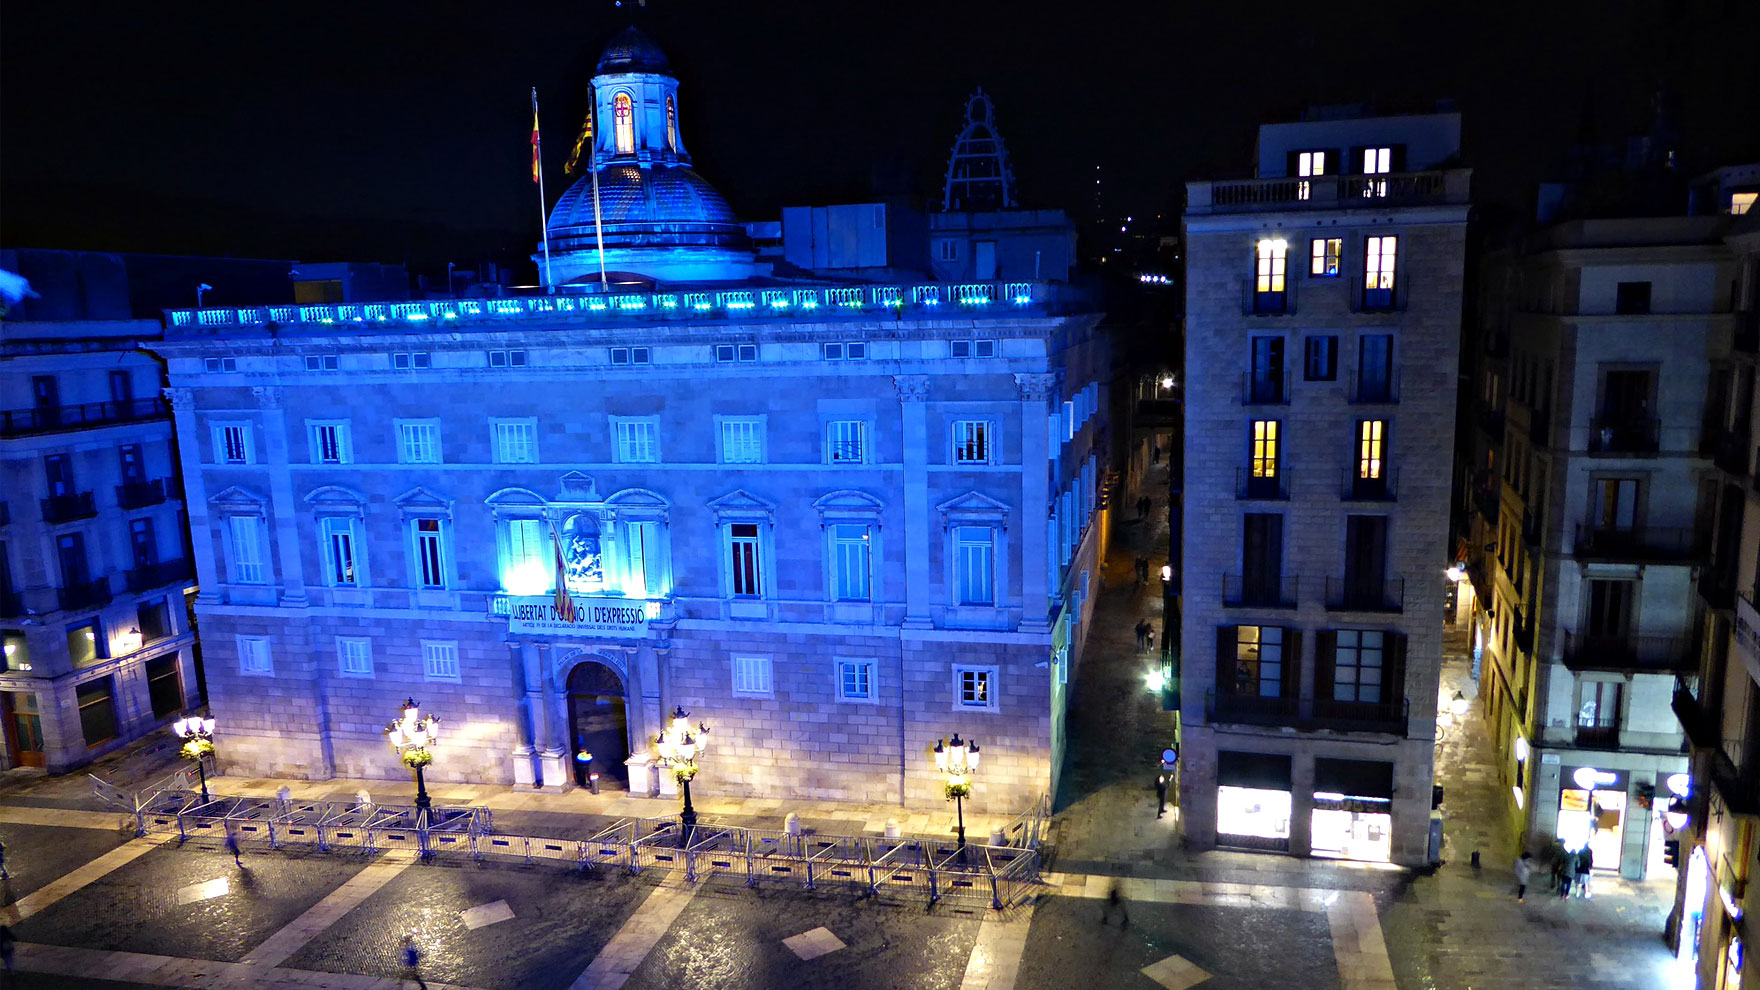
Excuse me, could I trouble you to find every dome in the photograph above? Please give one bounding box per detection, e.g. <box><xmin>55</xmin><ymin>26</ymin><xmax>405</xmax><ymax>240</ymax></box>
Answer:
<box><xmin>544</xmin><ymin>163</ymin><xmax>762</xmax><ymax>283</ymax></box>
<box><xmin>596</xmin><ymin>26</ymin><xmax>672</xmax><ymax>75</ymax></box>
<box><xmin>549</xmin><ymin>164</ymin><xmax>739</xmax><ymax>234</ymax></box>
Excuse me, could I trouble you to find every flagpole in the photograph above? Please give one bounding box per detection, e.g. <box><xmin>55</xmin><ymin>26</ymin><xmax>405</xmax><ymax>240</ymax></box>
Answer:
<box><xmin>532</xmin><ymin>87</ymin><xmax>554</xmax><ymax>293</ymax></box>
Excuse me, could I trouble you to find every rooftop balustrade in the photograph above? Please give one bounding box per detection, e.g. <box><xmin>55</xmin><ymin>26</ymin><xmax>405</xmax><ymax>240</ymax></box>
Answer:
<box><xmin>1186</xmin><ymin>170</ymin><xmax>1470</xmax><ymax>215</ymax></box>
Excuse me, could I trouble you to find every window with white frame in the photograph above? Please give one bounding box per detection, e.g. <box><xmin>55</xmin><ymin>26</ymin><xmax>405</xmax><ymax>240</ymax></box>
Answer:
<box><xmin>423</xmin><ymin>641</ymin><xmax>461</xmax><ymax>681</ymax></box>
<box><xmin>337</xmin><ymin>637</ymin><xmax>373</xmax><ymax>677</ymax></box>
<box><xmin>1365</xmin><ymin>235</ymin><xmax>1398</xmax><ymax>291</ymax></box>
<box><xmin>827</xmin><ymin>420</ymin><xmax>866</xmax><ymax>464</ymax></box>
<box><xmin>836</xmin><ymin>658</ymin><xmax>876</xmax><ymax>701</ymax></box>
<box><xmin>215</xmin><ymin>423</ymin><xmax>254</xmax><ymax>464</ymax></box>
<box><xmin>953</xmin><ymin>525</ymin><xmax>995</xmax><ymax>605</ymax></box>
<box><xmin>320</xmin><ymin>516</ymin><xmax>359</xmax><ymax>586</ymax></box>
<box><xmin>719</xmin><ymin>417</ymin><xmax>765</xmax><ymax>464</ymax></box>
<box><xmin>728</xmin><ymin>523</ymin><xmax>762</xmax><ymax>597</ymax></box>
<box><xmin>622</xmin><ymin>519</ymin><xmax>662</xmax><ymax>597</ymax></box>
<box><xmin>614</xmin><ymin>418</ymin><xmax>659</xmax><ymax>463</ymax></box>
<box><xmin>955</xmin><ymin>664</ymin><xmax>998</xmax><ymax>711</ymax></box>
<box><xmin>1332</xmin><ymin>629</ymin><xmax>1384</xmax><ymax>703</ymax></box>
<box><xmin>829</xmin><ymin>523</ymin><xmax>872</xmax><ymax>602</ymax></box>
<box><xmin>396</xmin><ymin>420</ymin><xmax>441</xmax><ymax>464</ymax></box>
<box><xmin>952</xmin><ymin>420</ymin><xmax>992</xmax><ymax>464</ymax></box>
<box><xmin>504</xmin><ymin>517</ymin><xmax>545</xmax><ymax>592</ymax></box>
<box><xmin>227</xmin><ymin>515</ymin><xmax>267</xmax><ymax>584</ymax></box>
<box><xmin>308</xmin><ymin>421</ymin><xmax>351</xmax><ymax>464</ymax></box>
<box><xmin>731</xmin><ymin>654</ymin><xmax>773</xmax><ymax>696</ymax></box>
<box><xmin>413</xmin><ymin>518</ymin><xmax>447</xmax><ymax>589</ymax></box>
<box><xmin>493</xmin><ymin>419</ymin><xmax>538</xmax><ymax>464</ymax></box>
<box><xmin>237</xmin><ymin>635</ymin><xmax>273</xmax><ymax>676</ymax></box>
<box><xmin>305</xmin><ymin>354</ymin><xmax>340</xmax><ymax>371</ymax></box>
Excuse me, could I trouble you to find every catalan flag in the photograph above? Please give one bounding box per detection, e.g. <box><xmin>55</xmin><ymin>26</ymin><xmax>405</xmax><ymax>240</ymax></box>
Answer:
<box><xmin>549</xmin><ymin>524</ymin><xmax>577</xmax><ymax>622</ymax></box>
<box><xmin>565</xmin><ymin>88</ymin><xmax>593</xmax><ymax>175</ymax></box>
<box><xmin>530</xmin><ymin>88</ymin><xmax>542</xmax><ymax>184</ymax></box>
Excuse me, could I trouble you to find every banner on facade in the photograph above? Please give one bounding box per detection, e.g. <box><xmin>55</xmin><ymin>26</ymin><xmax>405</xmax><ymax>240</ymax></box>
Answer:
<box><xmin>504</xmin><ymin>595</ymin><xmax>648</xmax><ymax>637</ymax></box>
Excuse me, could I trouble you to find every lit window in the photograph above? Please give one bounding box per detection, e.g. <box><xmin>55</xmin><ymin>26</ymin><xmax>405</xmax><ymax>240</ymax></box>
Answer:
<box><xmin>215</xmin><ymin>423</ymin><xmax>253</xmax><ymax>464</ymax></box>
<box><xmin>1234</xmin><ymin>625</ymin><xmax>1283</xmax><ymax>697</ymax></box>
<box><xmin>954</xmin><ymin>525</ymin><xmax>995</xmax><ymax>606</ymax></box>
<box><xmin>1297</xmin><ymin>150</ymin><xmax>1327</xmax><ymax>200</ymax></box>
<box><xmin>1251</xmin><ymin>420</ymin><xmax>1279</xmax><ymax>478</ymax></box>
<box><xmin>414</xmin><ymin>518</ymin><xmax>446</xmax><ymax>589</ymax></box>
<box><xmin>337</xmin><ymin>637</ymin><xmax>373</xmax><ymax>677</ymax></box>
<box><xmin>614</xmin><ymin>418</ymin><xmax>659</xmax><ymax>463</ymax></box>
<box><xmin>732</xmin><ymin>655</ymin><xmax>773</xmax><ymax>696</ymax></box>
<box><xmin>1361</xmin><ymin>146</ymin><xmax>1392</xmax><ymax>197</ymax></box>
<box><xmin>1310</xmin><ymin>237</ymin><xmax>1342</xmax><ymax>277</ymax></box>
<box><xmin>836</xmin><ymin>659</ymin><xmax>876</xmax><ymax>701</ymax></box>
<box><xmin>827</xmin><ymin>420</ymin><xmax>866</xmax><ymax>464</ymax></box>
<box><xmin>952</xmin><ymin>420</ymin><xmax>991</xmax><ymax>464</ymax></box>
<box><xmin>397</xmin><ymin>421</ymin><xmax>441</xmax><ymax>464</ymax></box>
<box><xmin>309</xmin><ymin>421</ymin><xmax>351</xmax><ymax>464</ymax></box>
<box><xmin>955</xmin><ymin>665</ymin><xmax>998</xmax><ymax>710</ymax></box>
<box><xmin>504</xmin><ymin>518</ymin><xmax>546</xmax><ymax>592</ymax></box>
<box><xmin>227</xmin><ymin>515</ymin><xmax>266</xmax><ymax>584</ymax></box>
<box><xmin>666</xmin><ymin>96</ymin><xmax>677</xmax><ymax>152</ymax></box>
<box><xmin>237</xmin><ymin>635</ymin><xmax>273</xmax><ymax>676</ymax></box>
<box><xmin>719</xmin><ymin>418</ymin><xmax>764</xmax><ymax>464</ymax></box>
<box><xmin>1733</xmin><ymin>191</ymin><xmax>1757</xmax><ymax>216</ymax></box>
<box><xmin>1358</xmin><ymin>420</ymin><xmax>1386</xmax><ymax>480</ymax></box>
<box><xmin>1254</xmin><ymin>239</ymin><xmax>1288</xmax><ymax>295</ymax></box>
<box><xmin>1333</xmin><ymin>630</ymin><xmax>1384</xmax><ymax>703</ymax></box>
<box><xmin>728</xmin><ymin>522</ymin><xmax>762</xmax><ymax>597</ymax></box>
<box><xmin>1365</xmin><ymin>236</ymin><xmax>1398</xmax><ymax>291</ymax></box>
<box><xmin>321</xmin><ymin>516</ymin><xmax>358</xmax><ymax>587</ymax></box>
<box><xmin>423</xmin><ymin>641</ymin><xmax>460</xmax><ymax>681</ymax></box>
<box><xmin>493</xmin><ymin>419</ymin><xmax>538</xmax><ymax>464</ymax></box>
<box><xmin>830</xmin><ymin>523</ymin><xmax>872</xmax><ymax>602</ymax></box>
<box><xmin>614</xmin><ymin>92</ymin><xmax>634</xmax><ymax>154</ymax></box>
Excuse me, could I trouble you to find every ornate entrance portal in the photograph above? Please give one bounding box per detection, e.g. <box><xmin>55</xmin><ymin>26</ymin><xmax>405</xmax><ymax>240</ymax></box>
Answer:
<box><xmin>567</xmin><ymin>660</ymin><xmax>630</xmax><ymax>788</ymax></box>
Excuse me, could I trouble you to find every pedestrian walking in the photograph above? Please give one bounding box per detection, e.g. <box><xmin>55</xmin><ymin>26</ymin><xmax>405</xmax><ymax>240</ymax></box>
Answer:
<box><xmin>224</xmin><ymin>829</ymin><xmax>242</xmax><ymax>867</ymax></box>
<box><xmin>1145</xmin><ymin>629</ymin><xmax>1155</xmax><ymax>652</ymax></box>
<box><xmin>1139</xmin><ymin>495</ymin><xmax>1152</xmax><ymax>520</ymax></box>
<box><xmin>1152</xmin><ymin>445</ymin><xmax>1162</xmax><ymax>465</ymax></box>
<box><xmin>1135</xmin><ymin>556</ymin><xmax>1150</xmax><ymax>585</ymax></box>
<box><xmin>1134</xmin><ymin>620</ymin><xmax>1151</xmax><ymax>651</ymax></box>
<box><xmin>1555</xmin><ymin>848</ymin><xmax>1576</xmax><ymax>899</ymax></box>
<box><xmin>1154</xmin><ymin>774</ymin><xmax>1168</xmax><ymax>819</ymax></box>
<box><xmin>1099</xmin><ymin>877</ymin><xmax>1130</xmax><ymax>926</ymax></box>
<box><xmin>1575</xmin><ymin>844</ymin><xmax>1594</xmax><ymax>898</ymax></box>
<box><xmin>0</xmin><ymin>839</ymin><xmax>8</xmax><ymax>880</ymax></box>
<box><xmin>0</xmin><ymin>923</ymin><xmax>14</xmax><ymax>975</ymax></box>
<box><xmin>1513</xmin><ymin>852</ymin><xmax>1534</xmax><ymax>902</ymax></box>
<box><xmin>400</xmin><ymin>934</ymin><xmax>428</xmax><ymax>990</ymax></box>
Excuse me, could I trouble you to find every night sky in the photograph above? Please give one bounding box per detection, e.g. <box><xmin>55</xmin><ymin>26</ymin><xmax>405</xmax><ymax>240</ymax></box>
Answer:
<box><xmin>3</xmin><ymin>0</ymin><xmax>1755</xmax><ymax>275</ymax></box>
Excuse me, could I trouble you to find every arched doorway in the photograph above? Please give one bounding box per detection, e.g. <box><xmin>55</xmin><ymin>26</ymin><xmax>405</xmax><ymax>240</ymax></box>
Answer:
<box><xmin>567</xmin><ymin>660</ymin><xmax>630</xmax><ymax>789</ymax></box>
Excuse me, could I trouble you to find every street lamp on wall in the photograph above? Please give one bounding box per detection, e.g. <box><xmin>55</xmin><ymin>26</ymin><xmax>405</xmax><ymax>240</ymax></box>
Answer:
<box><xmin>171</xmin><ymin>715</ymin><xmax>215</xmax><ymax>803</ymax></box>
<box><xmin>934</xmin><ymin>733</ymin><xmax>981</xmax><ymax>850</ymax></box>
<box><xmin>655</xmin><ymin>706</ymin><xmax>710</xmax><ymax>839</ymax></box>
<box><xmin>385</xmin><ymin>698</ymin><xmax>440</xmax><ymax>827</ymax></box>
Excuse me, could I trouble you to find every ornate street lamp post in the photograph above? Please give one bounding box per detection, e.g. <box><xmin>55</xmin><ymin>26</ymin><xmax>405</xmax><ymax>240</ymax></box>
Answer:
<box><xmin>933</xmin><ymin>733</ymin><xmax>981</xmax><ymax>849</ymax></box>
<box><xmin>172</xmin><ymin>715</ymin><xmax>216</xmax><ymax>803</ymax></box>
<box><xmin>655</xmin><ymin>706</ymin><xmax>710</xmax><ymax>839</ymax></box>
<box><xmin>385</xmin><ymin>698</ymin><xmax>440</xmax><ymax>827</ymax></box>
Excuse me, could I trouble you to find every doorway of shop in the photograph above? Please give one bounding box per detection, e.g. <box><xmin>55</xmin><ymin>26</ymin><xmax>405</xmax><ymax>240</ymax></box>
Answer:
<box><xmin>567</xmin><ymin>660</ymin><xmax>629</xmax><ymax>790</ymax></box>
<box><xmin>3</xmin><ymin>691</ymin><xmax>45</xmax><ymax>768</ymax></box>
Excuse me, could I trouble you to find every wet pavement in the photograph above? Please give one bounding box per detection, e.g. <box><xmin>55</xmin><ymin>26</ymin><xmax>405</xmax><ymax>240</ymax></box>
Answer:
<box><xmin>0</xmin><ymin>821</ymin><xmax>129</xmax><ymax>902</ymax></box>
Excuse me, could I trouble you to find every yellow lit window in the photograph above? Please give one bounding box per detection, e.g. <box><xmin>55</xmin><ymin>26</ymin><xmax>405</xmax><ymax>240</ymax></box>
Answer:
<box><xmin>1362</xmin><ymin>147</ymin><xmax>1392</xmax><ymax>197</ymax></box>
<box><xmin>1311</xmin><ymin>237</ymin><xmax>1342</xmax><ymax>277</ymax></box>
<box><xmin>666</xmin><ymin>96</ymin><xmax>677</xmax><ymax>152</ymax></box>
<box><xmin>1365</xmin><ymin>236</ymin><xmax>1398</xmax><ymax>290</ymax></box>
<box><xmin>1358</xmin><ymin>420</ymin><xmax>1385</xmax><ymax>479</ymax></box>
<box><xmin>1733</xmin><ymin>191</ymin><xmax>1756</xmax><ymax>216</ymax></box>
<box><xmin>614</xmin><ymin>93</ymin><xmax>634</xmax><ymax>154</ymax></box>
<box><xmin>1297</xmin><ymin>151</ymin><xmax>1326</xmax><ymax>201</ymax></box>
<box><xmin>1255</xmin><ymin>239</ymin><xmax>1288</xmax><ymax>294</ymax></box>
<box><xmin>1252</xmin><ymin>420</ymin><xmax>1279</xmax><ymax>478</ymax></box>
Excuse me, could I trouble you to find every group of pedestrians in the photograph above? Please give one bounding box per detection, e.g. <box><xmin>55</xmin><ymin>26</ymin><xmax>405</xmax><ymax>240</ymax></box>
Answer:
<box><xmin>1513</xmin><ymin>845</ymin><xmax>1595</xmax><ymax>903</ymax></box>
<box><xmin>1133</xmin><ymin>619</ymin><xmax>1157</xmax><ymax>652</ymax></box>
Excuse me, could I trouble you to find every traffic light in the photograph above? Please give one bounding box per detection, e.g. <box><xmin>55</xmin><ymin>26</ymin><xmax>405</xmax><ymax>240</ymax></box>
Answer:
<box><xmin>1664</xmin><ymin>839</ymin><xmax>1681</xmax><ymax>869</ymax></box>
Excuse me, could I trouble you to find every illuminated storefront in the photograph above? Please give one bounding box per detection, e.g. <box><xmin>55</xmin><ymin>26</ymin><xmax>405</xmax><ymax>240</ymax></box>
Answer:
<box><xmin>1216</xmin><ymin>751</ymin><xmax>1292</xmax><ymax>852</ymax></box>
<box><xmin>1558</xmin><ymin>765</ymin><xmax>1628</xmax><ymax>871</ymax></box>
<box><xmin>1311</xmin><ymin>758</ymin><xmax>1394</xmax><ymax>863</ymax></box>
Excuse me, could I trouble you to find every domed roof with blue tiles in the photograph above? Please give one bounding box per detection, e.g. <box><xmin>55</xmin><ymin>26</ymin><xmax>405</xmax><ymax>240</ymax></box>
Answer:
<box><xmin>596</xmin><ymin>26</ymin><xmax>672</xmax><ymax>75</ymax></box>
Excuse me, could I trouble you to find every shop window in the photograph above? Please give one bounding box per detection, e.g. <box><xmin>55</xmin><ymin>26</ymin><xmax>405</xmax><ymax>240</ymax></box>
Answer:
<box><xmin>67</xmin><ymin>619</ymin><xmax>104</xmax><ymax>668</ymax></box>
<box><xmin>1311</xmin><ymin>758</ymin><xmax>1394</xmax><ymax>862</ymax></box>
<box><xmin>77</xmin><ymin>677</ymin><xmax>119</xmax><ymax>747</ymax></box>
<box><xmin>1215</xmin><ymin>750</ymin><xmax>1293</xmax><ymax>851</ymax></box>
<box><xmin>145</xmin><ymin>655</ymin><xmax>183</xmax><ymax>719</ymax></box>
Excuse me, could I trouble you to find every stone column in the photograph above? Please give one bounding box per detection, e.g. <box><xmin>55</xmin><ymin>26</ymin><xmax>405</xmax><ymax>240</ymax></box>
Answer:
<box><xmin>1288</xmin><ymin>752</ymin><xmax>1315</xmax><ymax>858</ymax></box>
<box><xmin>252</xmin><ymin>386</ymin><xmax>308</xmax><ymax>607</ymax></box>
<box><xmin>1015</xmin><ymin>373</ymin><xmax>1058</xmax><ymax>632</ymax></box>
<box><xmin>510</xmin><ymin>640</ymin><xmax>537</xmax><ymax>787</ymax></box>
<box><xmin>163</xmin><ymin>387</ymin><xmax>221</xmax><ymax>605</ymax></box>
<box><xmin>895</xmin><ymin>375</ymin><xmax>932</xmax><ymax>627</ymax></box>
<box><xmin>534</xmin><ymin>643</ymin><xmax>568</xmax><ymax>788</ymax></box>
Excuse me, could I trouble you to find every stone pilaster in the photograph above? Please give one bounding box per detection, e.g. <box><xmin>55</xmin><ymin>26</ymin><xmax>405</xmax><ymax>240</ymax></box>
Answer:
<box><xmin>1016</xmin><ymin>372</ymin><xmax>1059</xmax><ymax>631</ymax></box>
<box><xmin>896</xmin><ymin>375</ymin><xmax>932</xmax><ymax>627</ymax></box>
<box><xmin>253</xmin><ymin>385</ymin><xmax>308</xmax><ymax>607</ymax></box>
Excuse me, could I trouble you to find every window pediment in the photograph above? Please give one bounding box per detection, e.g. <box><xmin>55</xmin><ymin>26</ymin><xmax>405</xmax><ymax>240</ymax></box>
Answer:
<box><xmin>556</xmin><ymin>471</ymin><xmax>600</xmax><ymax>503</ymax></box>
<box><xmin>605</xmin><ymin>487</ymin><xmax>671</xmax><ymax>521</ymax></box>
<box><xmin>937</xmin><ymin>490</ymin><xmax>1010</xmax><ymax>527</ymax></box>
<box><xmin>812</xmin><ymin>489</ymin><xmax>885</xmax><ymax>525</ymax></box>
<box><xmin>708</xmin><ymin>488</ymin><xmax>775</xmax><ymax>522</ymax></box>
<box><xmin>210</xmin><ymin>485</ymin><xmax>268</xmax><ymax>514</ymax></box>
<box><xmin>485</xmin><ymin>486</ymin><xmax>549</xmax><ymax>510</ymax></box>
<box><xmin>393</xmin><ymin>485</ymin><xmax>453</xmax><ymax>517</ymax></box>
<box><xmin>305</xmin><ymin>485</ymin><xmax>367</xmax><ymax>517</ymax></box>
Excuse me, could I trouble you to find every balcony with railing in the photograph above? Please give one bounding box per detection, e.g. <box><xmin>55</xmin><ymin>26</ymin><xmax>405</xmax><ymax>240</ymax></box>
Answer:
<box><xmin>1204</xmin><ymin>689</ymin><xmax>1407</xmax><ymax>735</ymax></box>
<box><xmin>1236</xmin><ymin>467</ymin><xmax>1288</xmax><ymax>501</ymax></box>
<box><xmin>1186</xmin><ymin>170</ymin><xmax>1470</xmax><ymax>215</ymax></box>
<box><xmin>1588</xmin><ymin>416</ymin><xmax>1660</xmax><ymax>454</ymax></box>
<box><xmin>1347</xmin><ymin>370</ymin><xmax>1400</xmax><ymax>404</ymax></box>
<box><xmin>125</xmin><ymin>558</ymin><xmax>194</xmax><ymax>593</ymax></box>
<box><xmin>1222</xmin><ymin>574</ymin><xmax>1299</xmax><ymax>609</ymax></box>
<box><xmin>1324</xmin><ymin>577</ymin><xmax>1405</xmax><ymax>613</ymax></box>
<box><xmin>116</xmin><ymin>479</ymin><xmax>169</xmax><ymax>510</ymax></box>
<box><xmin>1674</xmin><ymin>676</ymin><xmax>1719</xmax><ymax>749</ymax></box>
<box><xmin>41</xmin><ymin>492</ymin><xmax>97</xmax><ymax>525</ymax></box>
<box><xmin>1574</xmin><ymin>719</ymin><xmax>1621</xmax><ymax>749</ymax></box>
<box><xmin>0</xmin><ymin>397</ymin><xmax>168</xmax><ymax>439</ymax></box>
<box><xmin>1349</xmin><ymin>275</ymin><xmax>1409</xmax><ymax>314</ymax></box>
<box><xmin>1240</xmin><ymin>279</ymin><xmax>1295</xmax><ymax>316</ymax></box>
<box><xmin>1309</xmin><ymin>696</ymin><xmax>1409</xmax><ymax>734</ymax></box>
<box><xmin>1572</xmin><ymin>524</ymin><xmax>1705</xmax><ymax>563</ymax></box>
<box><xmin>1340</xmin><ymin>469</ymin><xmax>1398</xmax><ymax>502</ymax></box>
<box><xmin>1239</xmin><ymin>370</ymin><xmax>1292</xmax><ymax>405</ymax></box>
<box><xmin>1561</xmin><ymin>631</ymin><xmax>1695</xmax><ymax>673</ymax></box>
<box><xmin>57</xmin><ymin>578</ymin><xmax>113</xmax><ymax>613</ymax></box>
<box><xmin>1205</xmin><ymin>690</ymin><xmax>1298</xmax><ymax>727</ymax></box>
<box><xmin>1710</xmin><ymin>747</ymin><xmax>1760</xmax><ymax>816</ymax></box>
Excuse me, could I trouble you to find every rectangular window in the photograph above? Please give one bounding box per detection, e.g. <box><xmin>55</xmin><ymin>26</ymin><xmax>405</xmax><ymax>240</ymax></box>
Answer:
<box><xmin>1296</xmin><ymin>150</ymin><xmax>1328</xmax><ymax>200</ymax></box>
<box><xmin>1365</xmin><ymin>235</ymin><xmax>1398</xmax><ymax>290</ymax></box>
<box><xmin>309</xmin><ymin>421</ymin><xmax>351</xmax><ymax>464</ymax></box>
<box><xmin>216</xmin><ymin>424</ymin><xmax>253</xmax><ymax>464</ymax></box>
<box><xmin>1251</xmin><ymin>420</ymin><xmax>1279</xmax><ymax>478</ymax></box>
<box><xmin>493</xmin><ymin>419</ymin><xmax>538</xmax><ymax>464</ymax></box>
<box><xmin>392</xmin><ymin>352</ymin><xmax>432</xmax><ymax>370</ymax></box>
<box><xmin>130</xmin><ymin>518</ymin><xmax>156</xmax><ymax>570</ymax></box>
<box><xmin>1304</xmin><ymin>335</ymin><xmax>1338</xmax><ymax>381</ymax></box>
<box><xmin>119</xmin><ymin>443</ymin><xmax>146</xmax><ymax>485</ymax></box>
<box><xmin>487</xmin><ymin>349</ymin><xmax>528</xmax><ymax>368</ymax></box>
<box><xmin>396</xmin><ymin>421</ymin><xmax>441</xmax><ymax>464</ymax></box>
<box><xmin>830</xmin><ymin>523</ymin><xmax>872</xmax><ymax>602</ymax></box>
<box><xmin>337</xmin><ymin>637</ymin><xmax>373</xmax><ymax>677</ymax></box>
<box><xmin>719</xmin><ymin>418</ymin><xmax>764</xmax><ymax>464</ymax></box>
<box><xmin>731</xmin><ymin>655</ymin><xmax>773</xmax><ymax>696</ymax></box>
<box><xmin>237</xmin><ymin>635</ymin><xmax>273</xmax><ymax>675</ymax></box>
<box><xmin>1233</xmin><ymin>625</ymin><xmax>1284</xmax><ymax>697</ymax></box>
<box><xmin>67</xmin><ymin>619</ymin><xmax>102</xmax><ymax>668</ymax></box>
<box><xmin>955</xmin><ymin>665</ymin><xmax>998</xmax><ymax>711</ymax></box>
<box><xmin>1357</xmin><ymin>420</ymin><xmax>1386</xmax><ymax>480</ymax></box>
<box><xmin>607</xmin><ymin>346</ymin><xmax>650</xmax><ymax>365</ymax></box>
<box><xmin>304</xmin><ymin>354</ymin><xmax>340</xmax><ymax>372</ymax></box>
<box><xmin>615</xmin><ymin>418</ymin><xmax>659</xmax><ymax>463</ymax></box>
<box><xmin>624</xmin><ymin>520</ymin><xmax>660</xmax><ymax>598</ymax></box>
<box><xmin>228</xmin><ymin>515</ymin><xmax>266</xmax><ymax>584</ymax></box>
<box><xmin>137</xmin><ymin>597</ymin><xmax>171</xmax><ymax>642</ymax></box>
<box><xmin>954</xmin><ymin>525</ymin><xmax>995</xmax><ymax>606</ymax></box>
<box><xmin>1254</xmin><ymin>238</ymin><xmax>1288</xmax><ymax>295</ymax></box>
<box><xmin>1357</xmin><ymin>334</ymin><xmax>1394</xmax><ymax>399</ymax></box>
<box><xmin>414</xmin><ymin>518</ymin><xmax>446</xmax><ymax>589</ymax></box>
<box><xmin>714</xmin><ymin>343</ymin><xmax>759</xmax><ymax>363</ymax></box>
<box><xmin>952</xmin><ymin>420</ymin><xmax>991</xmax><ymax>464</ymax></box>
<box><xmin>938</xmin><ymin>240</ymin><xmax>959</xmax><ymax>261</ymax></box>
<box><xmin>836</xmin><ymin>659</ymin><xmax>876</xmax><ymax>701</ymax></box>
<box><xmin>729</xmin><ymin>523</ymin><xmax>761</xmax><ymax>597</ymax></box>
<box><xmin>1615</xmin><ymin>281</ymin><xmax>1652</xmax><ymax>315</ymax></box>
<box><xmin>204</xmin><ymin>357</ymin><xmax>237</xmax><ymax>373</ymax></box>
<box><xmin>507</xmin><ymin>518</ymin><xmax>545</xmax><ymax>588</ymax></box>
<box><xmin>950</xmin><ymin>339</ymin><xmax>997</xmax><ymax>358</ymax></box>
<box><xmin>145</xmin><ymin>654</ymin><xmax>183</xmax><ymax>718</ymax></box>
<box><xmin>827</xmin><ymin>420</ymin><xmax>867</xmax><ymax>464</ymax></box>
<box><xmin>1591</xmin><ymin>478</ymin><xmax>1639</xmax><ymax>531</ymax></box>
<box><xmin>1310</xmin><ymin>237</ymin><xmax>1342</xmax><ymax>277</ymax></box>
<box><xmin>823</xmin><ymin>342</ymin><xmax>845</xmax><ymax>360</ymax></box>
<box><xmin>1333</xmin><ymin>630</ymin><xmax>1385</xmax><ymax>703</ymax></box>
<box><xmin>321</xmin><ymin>517</ymin><xmax>358</xmax><ymax>586</ymax></box>
<box><xmin>1361</xmin><ymin>146</ymin><xmax>1392</xmax><ymax>197</ymax></box>
<box><xmin>1249</xmin><ymin>336</ymin><xmax>1285</xmax><ymax>402</ymax></box>
<box><xmin>77</xmin><ymin>678</ymin><xmax>118</xmax><ymax>746</ymax></box>
<box><xmin>423</xmin><ymin>641</ymin><xmax>461</xmax><ymax>681</ymax></box>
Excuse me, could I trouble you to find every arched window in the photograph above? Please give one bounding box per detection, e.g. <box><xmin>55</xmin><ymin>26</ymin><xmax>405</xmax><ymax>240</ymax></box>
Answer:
<box><xmin>666</xmin><ymin>96</ymin><xmax>676</xmax><ymax>152</ymax></box>
<box><xmin>614</xmin><ymin>93</ymin><xmax>634</xmax><ymax>154</ymax></box>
